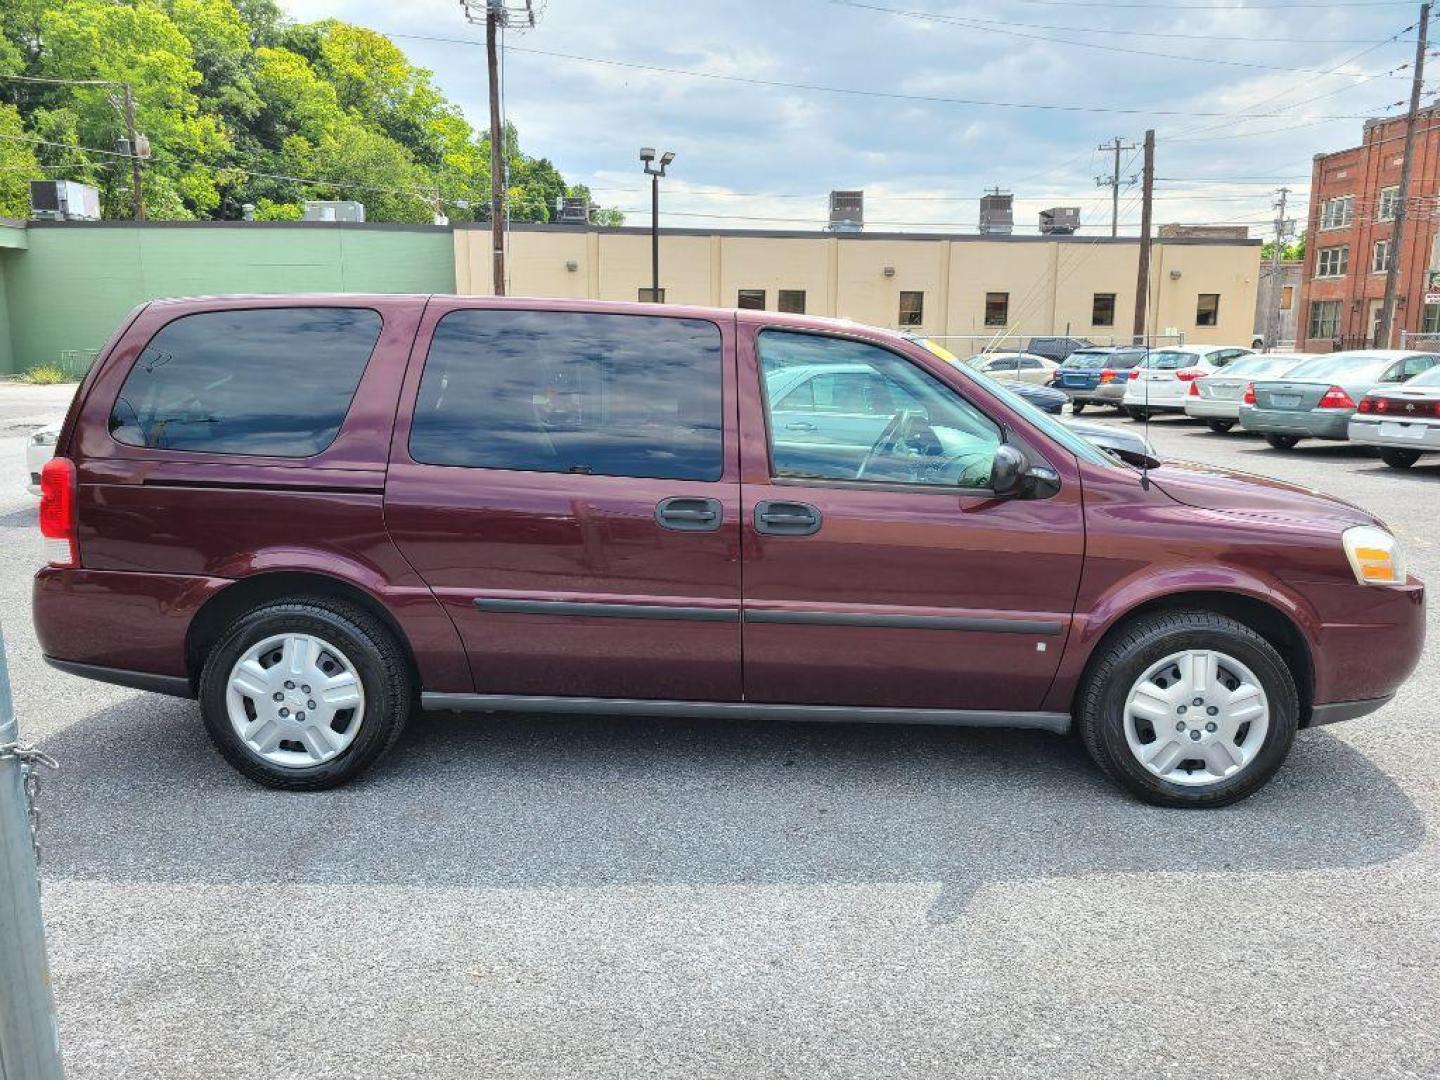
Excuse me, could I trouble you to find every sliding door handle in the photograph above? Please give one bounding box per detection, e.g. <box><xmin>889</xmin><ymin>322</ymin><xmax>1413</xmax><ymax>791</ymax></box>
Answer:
<box><xmin>656</xmin><ymin>496</ymin><xmax>723</xmax><ymax>532</ymax></box>
<box><xmin>754</xmin><ymin>500</ymin><xmax>822</xmax><ymax>536</ymax></box>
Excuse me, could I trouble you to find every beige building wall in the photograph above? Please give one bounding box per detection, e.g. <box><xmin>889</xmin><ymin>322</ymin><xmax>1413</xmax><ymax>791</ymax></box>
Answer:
<box><xmin>452</xmin><ymin>225</ymin><xmax>1260</xmax><ymax>346</ymax></box>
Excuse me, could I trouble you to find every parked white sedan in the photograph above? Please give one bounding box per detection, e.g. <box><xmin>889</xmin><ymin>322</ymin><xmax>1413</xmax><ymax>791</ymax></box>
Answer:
<box><xmin>25</xmin><ymin>423</ymin><xmax>59</xmax><ymax>495</ymax></box>
<box><xmin>961</xmin><ymin>351</ymin><xmax>1060</xmax><ymax>385</ymax></box>
<box><xmin>1349</xmin><ymin>364</ymin><xmax>1440</xmax><ymax>468</ymax></box>
<box><xmin>1185</xmin><ymin>352</ymin><xmax>1318</xmax><ymax>433</ymax></box>
<box><xmin>1123</xmin><ymin>345</ymin><xmax>1253</xmax><ymax>418</ymax></box>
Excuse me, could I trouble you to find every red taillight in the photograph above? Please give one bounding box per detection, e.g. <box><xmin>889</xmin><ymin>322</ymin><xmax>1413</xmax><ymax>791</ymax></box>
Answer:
<box><xmin>1358</xmin><ymin>396</ymin><xmax>1380</xmax><ymax>414</ymax></box>
<box><xmin>1128</xmin><ymin>369</ymin><xmax>1140</xmax><ymax>380</ymax></box>
<box><xmin>1188</xmin><ymin>378</ymin><xmax>1201</xmax><ymax>396</ymax></box>
<box><xmin>1098</xmin><ymin>368</ymin><xmax>1116</xmax><ymax>384</ymax></box>
<box><xmin>1318</xmin><ymin>385</ymin><xmax>1357</xmax><ymax>410</ymax></box>
<box><xmin>38</xmin><ymin>457</ymin><xmax>77</xmax><ymax>567</ymax></box>
<box><xmin>1242</xmin><ymin>383</ymin><xmax>1256</xmax><ymax>405</ymax></box>
<box><xmin>1175</xmin><ymin>369</ymin><xmax>1204</xmax><ymax>381</ymax></box>
<box><xmin>1362</xmin><ymin>396</ymin><xmax>1440</xmax><ymax>417</ymax></box>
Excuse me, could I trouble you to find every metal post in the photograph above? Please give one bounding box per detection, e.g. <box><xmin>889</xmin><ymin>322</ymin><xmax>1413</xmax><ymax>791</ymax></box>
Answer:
<box><xmin>1132</xmin><ymin>129</ymin><xmax>1156</xmax><ymax>344</ymax></box>
<box><xmin>0</xmin><ymin>628</ymin><xmax>63</xmax><ymax>1080</ymax></box>
<box><xmin>1096</xmin><ymin>137</ymin><xmax>1134</xmax><ymax>239</ymax></box>
<box><xmin>1379</xmin><ymin>2</ymin><xmax>1429</xmax><ymax>348</ymax></box>
<box><xmin>486</xmin><ymin>7</ymin><xmax>506</xmax><ymax>296</ymax></box>
<box><xmin>121</xmin><ymin>83</ymin><xmax>144</xmax><ymax>222</ymax></box>
<box><xmin>651</xmin><ymin>171</ymin><xmax>660</xmax><ymax>302</ymax></box>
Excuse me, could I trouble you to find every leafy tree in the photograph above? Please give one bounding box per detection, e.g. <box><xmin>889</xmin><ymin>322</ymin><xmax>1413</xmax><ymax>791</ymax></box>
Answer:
<box><xmin>1262</xmin><ymin>231</ymin><xmax>1305</xmax><ymax>261</ymax></box>
<box><xmin>0</xmin><ymin>101</ymin><xmax>41</xmax><ymax>215</ymax></box>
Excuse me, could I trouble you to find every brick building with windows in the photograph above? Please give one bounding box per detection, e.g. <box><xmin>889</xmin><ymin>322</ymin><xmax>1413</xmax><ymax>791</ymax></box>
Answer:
<box><xmin>1298</xmin><ymin>104</ymin><xmax>1440</xmax><ymax>351</ymax></box>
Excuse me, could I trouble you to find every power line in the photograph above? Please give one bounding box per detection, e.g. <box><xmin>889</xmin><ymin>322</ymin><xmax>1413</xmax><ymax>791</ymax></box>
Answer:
<box><xmin>1006</xmin><ymin>0</ymin><xmax>1411</xmax><ymax>8</ymax></box>
<box><xmin>821</xmin><ymin>0</ymin><xmax>1413</xmax><ymax>77</ymax></box>
<box><xmin>388</xmin><ymin>32</ymin><xmax>1384</xmax><ymax>119</ymax></box>
<box><xmin>816</xmin><ymin>1</ymin><xmax>1397</xmax><ymax>44</ymax></box>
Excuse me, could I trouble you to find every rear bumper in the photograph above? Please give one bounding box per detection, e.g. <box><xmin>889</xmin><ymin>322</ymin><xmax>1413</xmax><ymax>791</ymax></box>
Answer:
<box><xmin>1239</xmin><ymin>406</ymin><xmax>1353</xmax><ymax>439</ymax></box>
<box><xmin>1184</xmin><ymin>399</ymin><xmax>1242</xmax><ymax>420</ymax></box>
<box><xmin>1309</xmin><ymin>695</ymin><xmax>1393</xmax><ymax>726</ymax></box>
<box><xmin>44</xmin><ymin>657</ymin><xmax>193</xmax><ymax>698</ymax></box>
<box><xmin>1060</xmin><ymin>383</ymin><xmax>1126</xmax><ymax>405</ymax></box>
<box><xmin>1347</xmin><ymin>417</ymin><xmax>1440</xmax><ymax>451</ymax></box>
<box><xmin>1123</xmin><ymin>387</ymin><xmax>1186</xmax><ymax>411</ymax></box>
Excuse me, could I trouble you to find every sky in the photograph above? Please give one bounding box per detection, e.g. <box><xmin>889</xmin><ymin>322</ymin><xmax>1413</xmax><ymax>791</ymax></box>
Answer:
<box><xmin>275</xmin><ymin>0</ymin><xmax>1428</xmax><ymax>241</ymax></box>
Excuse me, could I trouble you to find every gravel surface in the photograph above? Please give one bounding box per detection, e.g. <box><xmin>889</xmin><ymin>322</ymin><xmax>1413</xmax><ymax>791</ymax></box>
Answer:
<box><xmin>1</xmin><ymin>382</ymin><xmax>1437</xmax><ymax>1079</ymax></box>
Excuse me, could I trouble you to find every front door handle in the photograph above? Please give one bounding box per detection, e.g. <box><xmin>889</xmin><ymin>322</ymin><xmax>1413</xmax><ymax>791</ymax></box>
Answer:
<box><xmin>655</xmin><ymin>496</ymin><xmax>723</xmax><ymax>532</ymax></box>
<box><xmin>785</xmin><ymin>421</ymin><xmax>817</xmax><ymax>432</ymax></box>
<box><xmin>754</xmin><ymin>500</ymin><xmax>822</xmax><ymax>536</ymax></box>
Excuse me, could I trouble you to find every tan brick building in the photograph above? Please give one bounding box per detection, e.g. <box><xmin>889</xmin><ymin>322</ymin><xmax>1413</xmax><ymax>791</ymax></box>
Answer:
<box><xmin>1298</xmin><ymin>105</ymin><xmax>1440</xmax><ymax>351</ymax></box>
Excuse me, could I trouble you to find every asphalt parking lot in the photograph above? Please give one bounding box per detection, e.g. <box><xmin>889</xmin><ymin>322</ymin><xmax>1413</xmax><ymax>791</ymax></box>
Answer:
<box><xmin>1</xmin><ymin>383</ymin><xmax>1437</xmax><ymax>1080</ymax></box>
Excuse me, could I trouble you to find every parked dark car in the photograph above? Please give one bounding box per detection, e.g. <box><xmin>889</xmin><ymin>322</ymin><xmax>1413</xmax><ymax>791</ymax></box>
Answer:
<box><xmin>35</xmin><ymin>297</ymin><xmax>1425</xmax><ymax>807</ymax></box>
<box><xmin>1025</xmin><ymin>336</ymin><xmax>1094</xmax><ymax>363</ymax></box>
<box><xmin>1009</xmin><ymin>381</ymin><xmax>1066</xmax><ymax>414</ymax></box>
<box><xmin>1052</xmin><ymin>346</ymin><xmax>1149</xmax><ymax>413</ymax></box>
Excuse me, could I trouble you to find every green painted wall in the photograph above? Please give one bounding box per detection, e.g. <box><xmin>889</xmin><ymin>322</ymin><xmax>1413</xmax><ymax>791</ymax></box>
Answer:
<box><xmin>0</xmin><ymin>222</ymin><xmax>456</xmax><ymax>375</ymax></box>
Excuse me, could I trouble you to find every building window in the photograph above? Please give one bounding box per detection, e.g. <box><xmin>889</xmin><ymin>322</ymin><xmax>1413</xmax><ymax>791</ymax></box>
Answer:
<box><xmin>1372</xmin><ymin>239</ymin><xmax>1393</xmax><ymax>274</ymax></box>
<box><xmin>1319</xmin><ymin>195</ymin><xmax>1354</xmax><ymax>230</ymax></box>
<box><xmin>638</xmin><ymin>287</ymin><xmax>666</xmax><ymax>303</ymax></box>
<box><xmin>1091</xmin><ymin>293</ymin><xmax>1116</xmax><ymax>326</ymax></box>
<box><xmin>777</xmin><ymin>289</ymin><xmax>806</xmax><ymax>314</ymax></box>
<box><xmin>983</xmin><ymin>291</ymin><xmax>1008</xmax><ymax>327</ymax></box>
<box><xmin>1424</xmin><ymin>303</ymin><xmax>1440</xmax><ymax>334</ymax></box>
<box><xmin>737</xmin><ymin>289</ymin><xmax>766</xmax><ymax>310</ymax></box>
<box><xmin>899</xmin><ymin>290</ymin><xmax>925</xmax><ymax>326</ymax></box>
<box><xmin>1308</xmin><ymin>299</ymin><xmax>1342</xmax><ymax>339</ymax></box>
<box><xmin>1316</xmin><ymin>245</ymin><xmax>1349</xmax><ymax>278</ymax></box>
<box><xmin>1377</xmin><ymin>186</ymin><xmax>1400</xmax><ymax>222</ymax></box>
<box><xmin>1280</xmin><ymin>285</ymin><xmax>1294</xmax><ymax>310</ymax></box>
<box><xmin>1196</xmin><ymin>293</ymin><xmax>1220</xmax><ymax>327</ymax></box>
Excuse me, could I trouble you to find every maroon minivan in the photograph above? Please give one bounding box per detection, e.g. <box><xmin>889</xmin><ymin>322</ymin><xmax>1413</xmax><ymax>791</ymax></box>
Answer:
<box><xmin>33</xmin><ymin>296</ymin><xmax>1425</xmax><ymax>806</ymax></box>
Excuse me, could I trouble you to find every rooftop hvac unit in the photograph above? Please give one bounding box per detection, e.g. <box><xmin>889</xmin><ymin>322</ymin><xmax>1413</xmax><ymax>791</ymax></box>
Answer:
<box><xmin>302</xmin><ymin>200</ymin><xmax>366</xmax><ymax>223</ymax></box>
<box><xmin>558</xmin><ymin>197</ymin><xmax>592</xmax><ymax>224</ymax></box>
<box><xmin>979</xmin><ymin>189</ymin><xmax>1013</xmax><ymax>235</ymax></box>
<box><xmin>1039</xmin><ymin>206</ymin><xmax>1081</xmax><ymax>235</ymax></box>
<box><xmin>29</xmin><ymin>180</ymin><xmax>101</xmax><ymax>221</ymax></box>
<box><xmin>827</xmin><ymin>189</ymin><xmax>863</xmax><ymax>232</ymax></box>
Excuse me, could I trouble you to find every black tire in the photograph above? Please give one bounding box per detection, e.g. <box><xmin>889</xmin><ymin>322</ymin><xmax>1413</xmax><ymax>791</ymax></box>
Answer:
<box><xmin>1264</xmin><ymin>433</ymin><xmax>1300</xmax><ymax>450</ymax></box>
<box><xmin>1125</xmin><ymin>406</ymin><xmax>1146</xmax><ymax>421</ymax></box>
<box><xmin>197</xmin><ymin>598</ymin><xmax>413</xmax><ymax>790</ymax></box>
<box><xmin>1205</xmin><ymin>419</ymin><xmax>1236</xmax><ymax>434</ymax></box>
<box><xmin>1076</xmin><ymin>609</ymin><xmax>1298</xmax><ymax>808</ymax></box>
<box><xmin>1379</xmin><ymin>447</ymin><xmax>1422</xmax><ymax>469</ymax></box>
<box><xmin>1071</xmin><ymin>401</ymin><xmax>1086</xmax><ymax>416</ymax></box>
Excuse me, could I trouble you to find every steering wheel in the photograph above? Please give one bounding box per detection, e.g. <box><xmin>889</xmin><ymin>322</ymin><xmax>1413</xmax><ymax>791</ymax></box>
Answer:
<box><xmin>857</xmin><ymin>409</ymin><xmax>924</xmax><ymax>480</ymax></box>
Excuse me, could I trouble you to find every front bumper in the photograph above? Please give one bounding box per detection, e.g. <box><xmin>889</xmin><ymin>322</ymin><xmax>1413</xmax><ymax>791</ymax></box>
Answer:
<box><xmin>1348</xmin><ymin>416</ymin><xmax>1440</xmax><ymax>452</ymax></box>
<box><xmin>1184</xmin><ymin>398</ymin><xmax>1242</xmax><ymax>421</ymax></box>
<box><xmin>1239</xmin><ymin>405</ymin><xmax>1354</xmax><ymax>440</ymax></box>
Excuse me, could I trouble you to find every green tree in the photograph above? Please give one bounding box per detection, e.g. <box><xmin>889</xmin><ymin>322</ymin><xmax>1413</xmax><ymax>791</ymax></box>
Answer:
<box><xmin>0</xmin><ymin>101</ymin><xmax>41</xmax><ymax>215</ymax></box>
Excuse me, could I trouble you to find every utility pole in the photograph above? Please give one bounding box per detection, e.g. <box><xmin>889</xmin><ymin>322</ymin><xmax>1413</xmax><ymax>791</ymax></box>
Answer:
<box><xmin>1265</xmin><ymin>187</ymin><xmax>1293</xmax><ymax>350</ymax></box>
<box><xmin>485</xmin><ymin>7</ymin><xmax>505</xmax><ymax>296</ymax></box>
<box><xmin>1379</xmin><ymin>1</ymin><xmax>1429</xmax><ymax>347</ymax></box>
<box><xmin>1132</xmin><ymin>129</ymin><xmax>1156</xmax><ymax>344</ymax></box>
<box><xmin>121</xmin><ymin>83</ymin><xmax>144</xmax><ymax>221</ymax></box>
<box><xmin>1096</xmin><ymin>136</ymin><xmax>1135</xmax><ymax>238</ymax></box>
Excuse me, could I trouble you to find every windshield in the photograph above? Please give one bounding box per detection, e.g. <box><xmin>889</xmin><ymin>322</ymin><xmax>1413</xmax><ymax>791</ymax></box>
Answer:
<box><xmin>1061</xmin><ymin>350</ymin><xmax>1112</xmax><ymax>369</ymax></box>
<box><xmin>1219</xmin><ymin>355</ymin><xmax>1304</xmax><ymax>378</ymax></box>
<box><xmin>965</xmin><ymin>368</ymin><xmax>1116</xmax><ymax>468</ymax></box>
<box><xmin>1284</xmin><ymin>353</ymin><xmax>1389</xmax><ymax>381</ymax></box>
<box><xmin>1140</xmin><ymin>350</ymin><xmax>1202</xmax><ymax>371</ymax></box>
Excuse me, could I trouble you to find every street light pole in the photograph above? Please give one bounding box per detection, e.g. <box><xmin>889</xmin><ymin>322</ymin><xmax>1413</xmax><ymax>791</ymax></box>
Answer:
<box><xmin>640</xmin><ymin>147</ymin><xmax>674</xmax><ymax>302</ymax></box>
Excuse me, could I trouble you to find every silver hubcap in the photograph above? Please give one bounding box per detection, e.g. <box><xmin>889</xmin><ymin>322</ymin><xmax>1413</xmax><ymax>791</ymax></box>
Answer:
<box><xmin>1123</xmin><ymin>649</ymin><xmax>1270</xmax><ymax>787</ymax></box>
<box><xmin>226</xmin><ymin>633</ymin><xmax>365</xmax><ymax>770</ymax></box>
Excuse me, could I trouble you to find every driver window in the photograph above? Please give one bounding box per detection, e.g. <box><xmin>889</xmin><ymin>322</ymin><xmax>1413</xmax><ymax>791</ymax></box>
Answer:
<box><xmin>759</xmin><ymin>329</ymin><xmax>1002</xmax><ymax>488</ymax></box>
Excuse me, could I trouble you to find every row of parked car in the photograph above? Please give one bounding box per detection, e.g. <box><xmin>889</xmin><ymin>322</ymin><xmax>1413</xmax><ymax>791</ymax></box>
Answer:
<box><xmin>962</xmin><ymin>343</ymin><xmax>1440</xmax><ymax>470</ymax></box>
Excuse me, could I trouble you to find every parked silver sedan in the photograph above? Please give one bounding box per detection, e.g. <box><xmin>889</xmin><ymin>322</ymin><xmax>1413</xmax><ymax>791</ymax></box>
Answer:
<box><xmin>1238</xmin><ymin>350</ymin><xmax>1440</xmax><ymax>449</ymax></box>
<box><xmin>1348</xmin><ymin>364</ymin><xmax>1440</xmax><ymax>468</ymax></box>
<box><xmin>1185</xmin><ymin>352</ymin><xmax>1317</xmax><ymax>433</ymax></box>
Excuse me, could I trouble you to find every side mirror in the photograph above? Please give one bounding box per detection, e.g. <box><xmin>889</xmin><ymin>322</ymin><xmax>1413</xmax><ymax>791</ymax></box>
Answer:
<box><xmin>990</xmin><ymin>443</ymin><xmax>1029</xmax><ymax>494</ymax></box>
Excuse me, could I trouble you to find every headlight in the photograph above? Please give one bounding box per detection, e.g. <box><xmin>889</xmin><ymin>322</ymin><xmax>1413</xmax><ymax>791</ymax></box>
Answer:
<box><xmin>30</xmin><ymin>430</ymin><xmax>57</xmax><ymax>447</ymax></box>
<box><xmin>1343</xmin><ymin>525</ymin><xmax>1407</xmax><ymax>586</ymax></box>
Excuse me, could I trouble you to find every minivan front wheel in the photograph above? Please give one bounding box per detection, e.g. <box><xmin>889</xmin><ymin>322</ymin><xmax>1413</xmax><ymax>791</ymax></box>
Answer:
<box><xmin>1077</xmin><ymin>610</ymin><xmax>1298</xmax><ymax>808</ymax></box>
<box><xmin>198</xmin><ymin>599</ymin><xmax>412</xmax><ymax>789</ymax></box>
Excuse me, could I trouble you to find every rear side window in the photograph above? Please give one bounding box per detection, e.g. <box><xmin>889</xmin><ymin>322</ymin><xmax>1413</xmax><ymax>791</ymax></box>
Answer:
<box><xmin>409</xmin><ymin>309</ymin><xmax>724</xmax><ymax>481</ymax></box>
<box><xmin>110</xmin><ymin>307</ymin><xmax>382</xmax><ymax>457</ymax></box>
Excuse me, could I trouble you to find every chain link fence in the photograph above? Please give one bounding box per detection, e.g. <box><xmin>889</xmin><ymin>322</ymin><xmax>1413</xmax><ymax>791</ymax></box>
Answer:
<box><xmin>923</xmin><ymin>332</ymin><xmax>1188</xmax><ymax>357</ymax></box>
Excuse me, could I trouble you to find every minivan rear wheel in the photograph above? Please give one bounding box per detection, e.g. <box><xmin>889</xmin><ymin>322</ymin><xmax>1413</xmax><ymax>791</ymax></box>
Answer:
<box><xmin>198</xmin><ymin>598</ymin><xmax>412</xmax><ymax>790</ymax></box>
<box><xmin>1077</xmin><ymin>610</ymin><xmax>1298</xmax><ymax>808</ymax></box>
<box><xmin>1379</xmin><ymin>447</ymin><xmax>1422</xmax><ymax>469</ymax></box>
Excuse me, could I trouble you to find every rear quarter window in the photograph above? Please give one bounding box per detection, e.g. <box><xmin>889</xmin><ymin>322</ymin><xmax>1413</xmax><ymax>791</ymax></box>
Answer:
<box><xmin>109</xmin><ymin>307</ymin><xmax>382</xmax><ymax>457</ymax></box>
